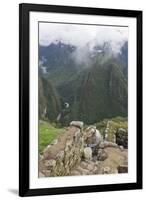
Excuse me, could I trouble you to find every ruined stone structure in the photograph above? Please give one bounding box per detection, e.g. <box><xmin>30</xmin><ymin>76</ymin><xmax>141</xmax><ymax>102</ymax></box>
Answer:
<box><xmin>39</xmin><ymin>122</ymin><xmax>84</xmax><ymax>177</ymax></box>
<box><xmin>39</xmin><ymin>121</ymin><xmax>128</xmax><ymax>177</ymax></box>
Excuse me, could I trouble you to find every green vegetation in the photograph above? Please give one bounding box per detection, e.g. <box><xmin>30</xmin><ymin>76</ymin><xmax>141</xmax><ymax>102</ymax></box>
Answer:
<box><xmin>39</xmin><ymin>42</ymin><xmax>128</xmax><ymax>125</ymax></box>
<box><xmin>39</xmin><ymin>77</ymin><xmax>61</xmax><ymax>120</ymax></box>
<box><xmin>74</xmin><ymin>59</ymin><xmax>127</xmax><ymax>123</ymax></box>
<box><xmin>96</xmin><ymin>116</ymin><xmax>128</xmax><ymax>141</ymax></box>
<box><xmin>39</xmin><ymin>121</ymin><xmax>64</xmax><ymax>153</ymax></box>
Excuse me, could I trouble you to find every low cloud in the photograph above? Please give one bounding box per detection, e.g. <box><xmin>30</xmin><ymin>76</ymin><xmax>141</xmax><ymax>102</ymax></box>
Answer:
<box><xmin>40</xmin><ymin>23</ymin><xmax>128</xmax><ymax>48</ymax></box>
<box><xmin>39</xmin><ymin>23</ymin><xmax>128</xmax><ymax>66</ymax></box>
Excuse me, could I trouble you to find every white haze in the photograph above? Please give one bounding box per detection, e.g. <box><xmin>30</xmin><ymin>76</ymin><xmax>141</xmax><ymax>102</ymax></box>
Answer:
<box><xmin>39</xmin><ymin>23</ymin><xmax>128</xmax><ymax>66</ymax></box>
<box><xmin>40</xmin><ymin>23</ymin><xmax>128</xmax><ymax>49</ymax></box>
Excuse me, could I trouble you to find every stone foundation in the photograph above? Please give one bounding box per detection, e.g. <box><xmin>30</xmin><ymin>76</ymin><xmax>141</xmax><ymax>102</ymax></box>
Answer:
<box><xmin>39</xmin><ymin>124</ymin><xmax>84</xmax><ymax>177</ymax></box>
<box><xmin>39</xmin><ymin>121</ymin><xmax>128</xmax><ymax>177</ymax></box>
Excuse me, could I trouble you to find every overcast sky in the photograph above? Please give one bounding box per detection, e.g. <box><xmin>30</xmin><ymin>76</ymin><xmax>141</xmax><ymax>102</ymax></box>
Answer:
<box><xmin>39</xmin><ymin>22</ymin><xmax>128</xmax><ymax>54</ymax></box>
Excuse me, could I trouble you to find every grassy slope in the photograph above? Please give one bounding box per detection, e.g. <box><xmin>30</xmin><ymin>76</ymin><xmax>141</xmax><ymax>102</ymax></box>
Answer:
<box><xmin>39</xmin><ymin>52</ymin><xmax>128</xmax><ymax>124</ymax></box>
<box><xmin>76</xmin><ymin>60</ymin><xmax>127</xmax><ymax>123</ymax></box>
<box><xmin>39</xmin><ymin>121</ymin><xmax>64</xmax><ymax>154</ymax></box>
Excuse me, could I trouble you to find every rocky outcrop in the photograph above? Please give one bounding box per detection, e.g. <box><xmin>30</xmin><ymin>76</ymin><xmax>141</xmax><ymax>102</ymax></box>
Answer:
<box><xmin>103</xmin><ymin>120</ymin><xmax>128</xmax><ymax>149</ymax></box>
<box><xmin>96</xmin><ymin>147</ymin><xmax>128</xmax><ymax>174</ymax></box>
<box><xmin>99</xmin><ymin>141</ymin><xmax>118</xmax><ymax>149</ymax></box>
<box><xmin>39</xmin><ymin>124</ymin><xmax>84</xmax><ymax>177</ymax></box>
<box><xmin>117</xmin><ymin>164</ymin><xmax>128</xmax><ymax>173</ymax></box>
<box><xmin>83</xmin><ymin>147</ymin><xmax>92</xmax><ymax>160</ymax></box>
<box><xmin>97</xmin><ymin>148</ymin><xmax>108</xmax><ymax>161</ymax></box>
<box><xmin>70</xmin><ymin>160</ymin><xmax>98</xmax><ymax>176</ymax></box>
<box><xmin>84</xmin><ymin>126</ymin><xmax>102</xmax><ymax>146</ymax></box>
<box><xmin>70</xmin><ymin>121</ymin><xmax>84</xmax><ymax>129</ymax></box>
<box><xmin>116</xmin><ymin>128</ymin><xmax>128</xmax><ymax>148</ymax></box>
<box><xmin>39</xmin><ymin>121</ymin><xmax>128</xmax><ymax>177</ymax></box>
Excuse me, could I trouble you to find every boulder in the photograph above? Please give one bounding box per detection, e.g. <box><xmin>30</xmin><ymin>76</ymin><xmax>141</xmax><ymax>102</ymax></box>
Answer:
<box><xmin>99</xmin><ymin>141</ymin><xmax>118</xmax><ymax>149</ymax></box>
<box><xmin>117</xmin><ymin>165</ymin><xmax>128</xmax><ymax>173</ymax></box>
<box><xmin>116</xmin><ymin>128</ymin><xmax>128</xmax><ymax>148</ymax></box>
<box><xmin>70</xmin><ymin>170</ymin><xmax>81</xmax><ymax>176</ymax></box>
<box><xmin>85</xmin><ymin>126</ymin><xmax>96</xmax><ymax>132</ymax></box>
<box><xmin>111</xmin><ymin>168</ymin><xmax>118</xmax><ymax>174</ymax></box>
<box><xmin>103</xmin><ymin>166</ymin><xmax>111</xmax><ymax>174</ymax></box>
<box><xmin>76</xmin><ymin>166</ymin><xmax>89</xmax><ymax>175</ymax></box>
<box><xmin>42</xmin><ymin>169</ymin><xmax>51</xmax><ymax>177</ymax></box>
<box><xmin>83</xmin><ymin>147</ymin><xmax>92</xmax><ymax>160</ymax></box>
<box><xmin>56</xmin><ymin>151</ymin><xmax>64</xmax><ymax>162</ymax></box>
<box><xmin>97</xmin><ymin>148</ymin><xmax>108</xmax><ymax>161</ymax></box>
<box><xmin>70</xmin><ymin>121</ymin><xmax>84</xmax><ymax>129</ymax></box>
<box><xmin>86</xmin><ymin>163</ymin><xmax>95</xmax><ymax>171</ymax></box>
<box><xmin>118</xmin><ymin>128</ymin><xmax>127</xmax><ymax>134</ymax></box>
<box><xmin>84</xmin><ymin>127</ymin><xmax>102</xmax><ymax>147</ymax></box>
<box><xmin>80</xmin><ymin>161</ymin><xmax>88</xmax><ymax>169</ymax></box>
<box><xmin>44</xmin><ymin>170</ymin><xmax>51</xmax><ymax>177</ymax></box>
<box><xmin>119</xmin><ymin>145</ymin><xmax>124</xmax><ymax>151</ymax></box>
<box><xmin>44</xmin><ymin>159</ymin><xmax>56</xmax><ymax>169</ymax></box>
<box><xmin>39</xmin><ymin>172</ymin><xmax>45</xmax><ymax>177</ymax></box>
<box><xmin>95</xmin><ymin>129</ymin><xmax>102</xmax><ymax>145</ymax></box>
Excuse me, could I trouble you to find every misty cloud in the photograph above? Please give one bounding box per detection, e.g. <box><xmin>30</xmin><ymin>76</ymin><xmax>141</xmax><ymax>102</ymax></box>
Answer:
<box><xmin>39</xmin><ymin>23</ymin><xmax>128</xmax><ymax>50</ymax></box>
<box><xmin>39</xmin><ymin>23</ymin><xmax>128</xmax><ymax>66</ymax></box>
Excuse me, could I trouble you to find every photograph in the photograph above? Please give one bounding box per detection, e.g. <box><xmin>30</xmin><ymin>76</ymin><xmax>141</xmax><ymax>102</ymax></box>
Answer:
<box><xmin>38</xmin><ymin>22</ymin><xmax>128</xmax><ymax>177</ymax></box>
<box><xmin>19</xmin><ymin>3</ymin><xmax>142</xmax><ymax>196</ymax></box>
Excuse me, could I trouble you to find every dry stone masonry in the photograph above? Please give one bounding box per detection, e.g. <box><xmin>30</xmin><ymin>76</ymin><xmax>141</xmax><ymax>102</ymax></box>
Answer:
<box><xmin>39</xmin><ymin>121</ymin><xmax>128</xmax><ymax>177</ymax></box>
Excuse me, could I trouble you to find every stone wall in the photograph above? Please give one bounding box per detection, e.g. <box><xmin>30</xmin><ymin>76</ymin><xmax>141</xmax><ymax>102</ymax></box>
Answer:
<box><xmin>39</xmin><ymin>121</ymin><xmax>128</xmax><ymax>177</ymax></box>
<box><xmin>116</xmin><ymin>128</ymin><xmax>128</xmax><ymax>148</ymax></box>
<box><xmin>39</xmin><ymin>124</ymin><xmax>84</xmax><ymax>177</ymax></box>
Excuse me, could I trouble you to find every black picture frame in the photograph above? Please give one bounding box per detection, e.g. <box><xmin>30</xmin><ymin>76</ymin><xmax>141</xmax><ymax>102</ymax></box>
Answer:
<box><xmin>19</xmin><ymin>3</ymin><xmax>143</xmax><ymax>197</ymax></box>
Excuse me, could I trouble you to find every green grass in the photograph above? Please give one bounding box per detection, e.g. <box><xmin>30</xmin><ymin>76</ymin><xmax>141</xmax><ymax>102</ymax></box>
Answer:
<box><xmin>39</xmin><ymin>121</ymin><xmax>64</xmax><ymax>154</ymax></box>
<box><xmin>106</xmin><ymin>119</ymin><xmax>127</xmax><ymax>141</ymax></box>
<box><xmin>96</xmin><ymin>116</ymin><xmax>128</xmax><ymax>141</ymax></box>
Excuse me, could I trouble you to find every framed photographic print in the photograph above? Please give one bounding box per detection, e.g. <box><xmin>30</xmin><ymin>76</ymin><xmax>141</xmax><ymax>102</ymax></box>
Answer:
<box><xmin>19</xmin><ymin>3</ymin><xmax>142</xmax><ymax>197</ymax></box>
